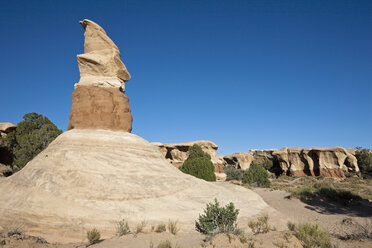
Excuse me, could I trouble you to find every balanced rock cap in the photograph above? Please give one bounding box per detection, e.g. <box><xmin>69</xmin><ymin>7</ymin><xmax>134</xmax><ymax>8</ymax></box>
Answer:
<box><xmin>75</xmin><ymin>19</ymin><xmax>131</xmax><ymax>89</ymax></box>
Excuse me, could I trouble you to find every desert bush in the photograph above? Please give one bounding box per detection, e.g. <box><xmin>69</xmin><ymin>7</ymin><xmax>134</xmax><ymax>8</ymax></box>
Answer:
<box><xmin>248</xmin><ymin>215</ymin><xmax>270</xmax><ymax>234</ymax></box>
<box><xmin>242</xmin><ymin>163</ymin><xmax>270</xmax><ymax>187</ymax></box>
<box><xmin>355</xmin><ymin>148</ymin><xmax>372</xmax><ymax>178</ymax></box>
<box><xmin>116</xmin><ymin>219</ymin><xmax>130</xmax><ymax>236</ymax></box>
<box><xmin>195</xmin><ymin>198</ymin><xmax>239</xmax><ymax>235</ymax></box>
<box><xmin>295</xmin><ymin>223</ymin><xmax>332</xmax><ymax>248</ymax></box>
<box><xmin>155</xmin><ymin>224</ymin><xmax>166</xmax><ymax>233</ymax></box>
<box><xmin>179</xmin><ymin>144</ymin><xmax>216</xmax><ymax>182</ymax></box>
<box><xmin>87</xmin><ymin>228</ymin><xmax>100</xmax><ymax>244</ymax></box>
<box><xmin>2</xmin><ymin>112</ymin><xmax>62</xmax><ymax>170</ymax></box>
<box><xmin>290</xmin><ymin>187</ymin><xmax>315</xmax><ymax>201</ymax></box>
<box><xmin>136</xmin><ymin>220</ymin><xmax>146</xmax><ymax>234</ymax></box>
<box><xmin>167</xmin><ymin>219</ymin><xmax>180</xmax><ymax>235</ymax></box>
<box><xmin>287</xmin><ymin>221</ymin><xmax>296</xmax><ymax>231</ymax></box>
<box><xmin>261</xmin><ymin>159</ymin><xmax>273</xmax><ymax>171</ymax></box>
<box><xmin>156</xmin><ymin>240</ymin><xmax>181</xmax><ymax>248</ymax></box>
<box><xmin>224</xmin><ymin>166</ymin><xmax>243</xmax><ymax>181</ymax></box>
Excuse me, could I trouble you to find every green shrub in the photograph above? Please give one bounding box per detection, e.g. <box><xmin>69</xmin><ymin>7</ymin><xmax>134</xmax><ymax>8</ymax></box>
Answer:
<box><xmin>188</xmin><ymin>144</ymin><xmax>211</xmax><ymax>160</ymax></box>
<box><xmin>167</xmin><ymin>220</ymin><xmax>180</xmax><ymax>235</ymax></box>
<box><xmin>195</xmin><ymin>198</ymin><xmax>239</xmax><ymax>235</ymax></box>
<box><xmin>224</xmin><ymin>166</ymin><xmax>243</xmax><ymax>181</ymax></box>
<box><xmin>116</xmin><ymin>219</ymin><xmax>130</xmax><ymax>236</ymax></box>
<box><xmin>242</xmin><ymin>163</ymin><xmax>270</xmax><ymax>187</ymax></box>
<box><xmin>87</xmin><ymin>228</ymin><xmax>100</xmax><ymax>244</ymax></box>
<box><xmin>155</xmin><ymin>224</ymin><xmax>166</xmax><ymax>233</ymax></box>
<box><xmin>295</xmin><ymin>223</ymin><xmax>332</xmax><ymax>248</ymax></box>
<box><xmin>179</xmin><ymin>144</ymin><xmax>216</xmax><ymax>182</ymax></box>
<box><xmin>355</xmin><ymin>148</ymin><xmax>372</xmax><ymax>178</ymax></box>
<box><xmin>1</xmin><ymin>112</ymin><xmax>62</xmax><ymax>170</ymax></box>
<box><xmin>261</xmin><ymin>159</ymin><xmax>273</xmax><ymax>171</ymax></box>
<box><xmin>248</xmin><ymin>215</ymin><xmax>270</xmax><ymax>234</ymax></box>
<box><xmin>287</xmin><ymin>221</ymin><xmax>296</xmax><ymax>231</ymax></box>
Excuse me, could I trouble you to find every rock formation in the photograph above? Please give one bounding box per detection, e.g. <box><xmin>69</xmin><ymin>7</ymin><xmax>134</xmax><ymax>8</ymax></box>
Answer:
<box><xmin>67</xmin><ymin>19</ymin><xmax>132</xmax><ymax>132</ymax></box>
<box><xmin>224</xmin><ymin>147</ymin><xmax>359</xmax><ymax>178</ymax></box>
<box><xmin>0</xmin><ymin>122</ymin><xmax>16</xmax><ymax>138</ymax></box>
<box><xmin>0</xmin><ymin>130</ymin><xmax>268</xmax><ymax>242</ymax></box>
<box><xmin>153</xmin><ymin>140</ymin><xmax>226</xmax><ymax>173</ymax></box>
<box><xmin>0</xmin><ymin>20</ymin><xmax>269</xmax><ymax>243</ymax></box>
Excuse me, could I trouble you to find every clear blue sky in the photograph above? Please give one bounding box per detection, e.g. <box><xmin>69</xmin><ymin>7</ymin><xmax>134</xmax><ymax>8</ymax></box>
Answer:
<box><xmin>1</xmin><ymin>0</ymin><xmax>371</xmax><ymax>155</ymax></box>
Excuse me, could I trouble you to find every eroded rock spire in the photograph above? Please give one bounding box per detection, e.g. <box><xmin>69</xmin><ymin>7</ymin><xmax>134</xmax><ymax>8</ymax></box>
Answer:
<box><xmin>68</xmin><ymin>19</ymin><xmax>133</xmax><ymax>132</ymax></box>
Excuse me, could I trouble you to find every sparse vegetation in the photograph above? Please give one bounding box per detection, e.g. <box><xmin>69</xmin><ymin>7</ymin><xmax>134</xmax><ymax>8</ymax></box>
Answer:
<box><xmin>248</xmin><ymin>214</ymin><xmax>270</xmax><ymax>234</ymax></box>
<box><xmin>156</xmin><ymin>240</ymin><xmax>181</xmax><ymax>248</ymax></box>
<box><xmin>155</xmin><ymin>224</ymin><xmax>166</xmax><ymax>233</ymax></box>
<box><xmin>136</xmin><ymin>220</ymin><xmax>146</xmax><ymax>234</ymax></box>
<box><xmin>294</xmin><ymin>223</ymin><xmax>332</xmax><ymax>248</ymax></box>
<box><xmin>116</xmin><ymin>219</ymin><xmax>130</xmax><ymax>236</ymax></box>
<box><xmin>179</xmin><ymin>144</ymin><xmax>216</xmax><ymax>182</ymax></box>
<box><xmin>195</xmin><ymin>198</ymin><xmax>239</xmax><ymax>235</ymax></box>
<box><xmin>167</xmin><ymin>219</ymin><xmax>180</xmax><ymax>235</ymax></box>
<box><xmin>6</xmin><ymin>226</ymin><xmax>24</xmax><ymax>236</ymax></box>
<box><xmin>1</xmin><ymin>112</ymin><xmax>62</xmax><ymax>170</ymax></box>
<box><xmin>87</xmin><ymin>228</ymin><xmax>101</xmax><ymax>244</ymax></box>
<box><xmin>287</xmin><ymin>221</ymin><xmax>296</xmax><ymax>231</ymax></box>
<box><xmin>224</xmin><ymin>166</ymin><xmax>244</xmax><ymax>181</ymax></box>
<box><xmin>290</xmin><ymin>183</ymin><xmax>363</xmax><ymax>204</ymax></box>
<box><xmin>242</xmin><ymin>163</ymin><xmax>270</xmax><ymax>187</ymax></box>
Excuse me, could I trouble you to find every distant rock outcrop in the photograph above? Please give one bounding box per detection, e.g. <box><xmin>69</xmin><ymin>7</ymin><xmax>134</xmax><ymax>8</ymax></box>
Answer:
<box><xmin>152</xmin><ymin>140</ymin><xmax>225</xmax><ymax>173</ymax></box>
<box><xmin>68</xmin><ymin>19</ymin><xmax>132</xmax><ymax>132</ymax></box>
<box><xmin>0</xmin><ymin>123</ymin><xmax>16</xmax><ymax>137</ymax></box>
<box><xmin>224</xmin><ymin>147</ymin><xmax>359</xmax><ymax>178</ymax></box>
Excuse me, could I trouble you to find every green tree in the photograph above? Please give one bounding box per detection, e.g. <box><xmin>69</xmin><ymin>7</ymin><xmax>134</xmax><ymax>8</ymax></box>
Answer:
<box><xmin>2</xmin><ymin>112</ymin><xmax>62</xmax><ymax>170</ymax></box>
<box><xmin>242</xmin><ymin>162</ymin><xmax>270</xmax><ymax>187</ymax></box>
<box><xmin>355</xmin><ymin>147</ymin><xmax>372</xmax><ymax>178</ymax></box>
<box><xmin>179</xmin><ymin>144</ymin><xmax>216</xmax><ymax>181</ymax></box>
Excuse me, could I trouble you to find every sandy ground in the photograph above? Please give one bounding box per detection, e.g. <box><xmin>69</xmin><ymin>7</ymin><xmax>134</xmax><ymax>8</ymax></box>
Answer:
<box><xmin>1</xmin><ymin>183</ymin><xmax>372</xmax><ymax>247</ymax></box>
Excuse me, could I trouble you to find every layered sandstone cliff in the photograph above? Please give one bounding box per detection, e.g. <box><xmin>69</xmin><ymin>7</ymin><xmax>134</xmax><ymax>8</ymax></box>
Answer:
<box><xmin>152</xmin><ymin>140</ymin><xmax>225</xmax><ymax>173</ymax></box>
<box><xmin>67</xmin><ymin>19</ymin><xmax>132</xmax><ymax>132</ymax></box>
<box><xmin>224</xmin><ymin>147</ymin><xmax>359</xmax><ymax>178</ymax></box>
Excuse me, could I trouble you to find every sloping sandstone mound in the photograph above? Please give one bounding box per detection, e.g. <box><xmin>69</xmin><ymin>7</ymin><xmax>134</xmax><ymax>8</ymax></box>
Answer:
<box><xmin>153</xmin><ymin>140</ymin><xmax>225</xmax><ymax>172</ymax></box>
<box><xmin>0</xmin><ymin>129</ymin><xmax>268</xmax><ymax>243</ymax></box>
<box><xmin>68</xmin><ymin>19</ymin><xmax>132</xmax><ymax>132</ymax></box>
<box><xmin>224</xmin><ymin>147</ymin><xmax>359</xmax><ymax>177</ymax></box>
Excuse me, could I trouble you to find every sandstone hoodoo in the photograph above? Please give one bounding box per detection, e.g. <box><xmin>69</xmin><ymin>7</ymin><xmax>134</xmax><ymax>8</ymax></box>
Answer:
<box><xmin>0</xmin><ymin>20</ymin><xmax>269</xmax><ymax>243</ymax></box>
<box><xmin>67</xmin><ymin>19</ymin><xmax>132</xmax><ymax>132</ymax></box>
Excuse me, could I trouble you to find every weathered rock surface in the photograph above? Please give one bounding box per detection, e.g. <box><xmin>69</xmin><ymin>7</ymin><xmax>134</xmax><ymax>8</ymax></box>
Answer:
<box><xmin>67</xmin><ymin>86</ymin><xmax>132</xmax><ymax>132</ymax></box>
<box><xmin>0</xmin><ymin>129</ymin><xmax>269</xmax><ymax>242</ymax></box>
<box><xmin>152</xmin><ymin>141</ymin><xmax>225</xmax><ymax>172</ymax></box>
<box><xmin>0</xmin><ymin>123</ymin><xmax>16</xmax><ymax>137</ymax></box>
<box><xmin>224</xmin><ymin>150</ymin><xmax>275</xmax><ymax>170</ymax></box>
<box><xmin>67</xmin><ymin>20</ymin><xmax>132</xmax><ymax>132</ymax></box>
<box><xmin>224</xmin><ymin>147</ymin><xmax>359</xmax><ymax>178</ymax></box>
<box><xmin>76</xmin><ymin>19</ymin><xmax>130</xmax><ymax>89</ymax></box>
